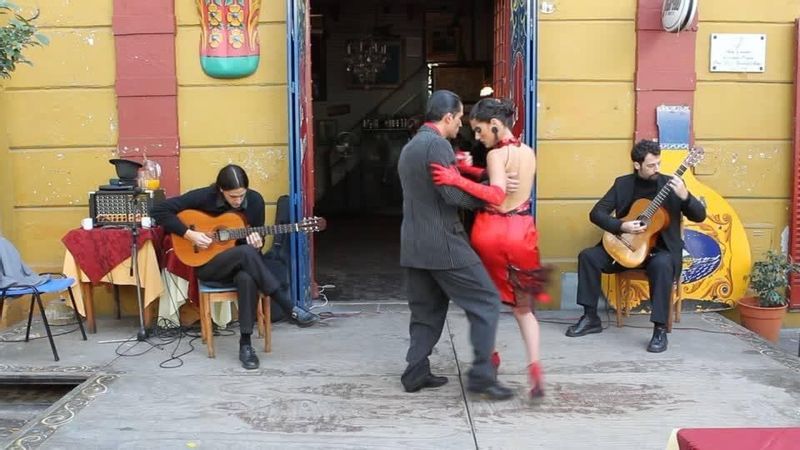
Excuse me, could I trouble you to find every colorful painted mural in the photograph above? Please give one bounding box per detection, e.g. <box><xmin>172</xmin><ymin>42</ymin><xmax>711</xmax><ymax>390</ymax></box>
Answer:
<box><xmin>196</xmin><ymin>0</ymin><xmax>261</xmax><ymax>78</ymax></box>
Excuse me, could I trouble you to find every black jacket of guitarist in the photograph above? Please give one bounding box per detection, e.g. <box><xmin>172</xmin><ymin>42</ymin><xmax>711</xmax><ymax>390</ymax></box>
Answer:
<box><xmin>152</xmin><ymin>186</ymin><xmax>266</xmax><ymax>246</ymax></box>
<box><xmin>590</xmin><ymin>173</ymin><xmax>706</xmax><ymax>277</ymax></box>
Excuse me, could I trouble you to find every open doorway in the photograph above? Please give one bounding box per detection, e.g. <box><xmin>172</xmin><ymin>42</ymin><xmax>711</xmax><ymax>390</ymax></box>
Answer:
<box><xmin>309</xmin><ymin>0</ymin><xmax>497</xmax><ymax>301</ymax></box>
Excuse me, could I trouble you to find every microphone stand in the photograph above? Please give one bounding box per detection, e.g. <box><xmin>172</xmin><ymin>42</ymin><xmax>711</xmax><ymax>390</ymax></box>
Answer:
<box><xmin>97</xmin><ymin>189</ymin><xmax>150</xmax><ymax>345</ymax></box>
<box><xmin>129</xmin><ymin>192</ymin><xmax>148</xmax><ymax>341</ymax></box>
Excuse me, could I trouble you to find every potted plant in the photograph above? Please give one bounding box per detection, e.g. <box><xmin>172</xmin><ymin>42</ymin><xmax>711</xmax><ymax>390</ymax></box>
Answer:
<box><xmin>1</xmin><ymin>1</ymin><xmax>47</xmax><ymax>79</ymax></box>
<box><xmin>737</xmin><ymin>250</ymin><xmax>800</xmax><ymax>342</ymax></box>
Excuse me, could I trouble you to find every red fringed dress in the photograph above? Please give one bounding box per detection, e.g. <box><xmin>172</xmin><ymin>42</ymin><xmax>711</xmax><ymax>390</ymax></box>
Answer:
<box><xmin>469</xmin><ymin>138</ymin><xmax>549</xmax><ymax>307</ymax></box>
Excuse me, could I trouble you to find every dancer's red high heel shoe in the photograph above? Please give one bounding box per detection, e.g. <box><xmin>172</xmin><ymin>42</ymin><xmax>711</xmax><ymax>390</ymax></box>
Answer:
<box><xmin>491</xmin><ymin>351</ymin><xmax>501</xmax><ymax>379</ymax></box>
<box><xmin>528</xmin><ymin>362</ymin><xmax>544</xmax><ymax>398</ymax></box>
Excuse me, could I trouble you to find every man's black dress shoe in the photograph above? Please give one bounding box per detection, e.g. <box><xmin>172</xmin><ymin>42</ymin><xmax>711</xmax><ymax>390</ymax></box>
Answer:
<box><xmin>646</xmin><ymin>325</ymin><xmax>668</xmax><ymax>353</ymax></box>
<box><xmin>467</xmin><ymin>382</ymin><xmax>514</xmax><ymax>401</ymax></box>
<box><xmin>565</xmin><ymin>314</ymin><xmax>603</xmax><ymax>337</ymax></box>
<box><xmin>239</xmin><ymin>345</ymin><xmax>260</xmax><ymax>370</ymax></box>
<box><xmin>404</xmin><ymin>374</ymin><xmax>449</xmax><ymax>393</ymax></box>
<box><xmin>291</xmin><ymin>306</ymin><xmax>320</xmax><ymax>327</ymax></box>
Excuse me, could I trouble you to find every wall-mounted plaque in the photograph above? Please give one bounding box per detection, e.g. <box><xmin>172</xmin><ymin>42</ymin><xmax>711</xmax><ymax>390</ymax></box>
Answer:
<box><xmin>709</xmin><ymin>33</ymin><xmax>767</xmax><ymax>73</ymax></box>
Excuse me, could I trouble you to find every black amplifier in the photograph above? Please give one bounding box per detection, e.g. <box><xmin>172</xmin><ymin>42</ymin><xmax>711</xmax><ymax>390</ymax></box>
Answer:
<box><xmin>89</xmin><ymin>189</ymin><xmax>166</xmax><ymax>227</ymax></box>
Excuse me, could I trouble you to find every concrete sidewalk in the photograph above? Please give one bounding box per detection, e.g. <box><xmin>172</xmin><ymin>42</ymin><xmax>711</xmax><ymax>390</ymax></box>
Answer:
<box><xmin>1</xmin><ymin>302</ymin><xmax>799</xmax><ymax>449</ymax></box>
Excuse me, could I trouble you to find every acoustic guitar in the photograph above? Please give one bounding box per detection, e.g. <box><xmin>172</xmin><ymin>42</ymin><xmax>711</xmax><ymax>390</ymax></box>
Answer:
<box><xmin>171</xmin><ymin>209</ymin><xmax>326</xmax><ymax>267</ymax></box>
<box><xmin>601</xmin><ymin>147</ymin><xmax>704</xmax><ymax>268</ymax></box>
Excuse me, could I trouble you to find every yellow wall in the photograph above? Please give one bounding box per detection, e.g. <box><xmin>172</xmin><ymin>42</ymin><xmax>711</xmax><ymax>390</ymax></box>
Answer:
<box><xmin>0</xmin><ymin>0</ymin><xmax>117</xmax><ymax>325</ymax></box>
<box><xmin>2</xmin><ymin>0</ymin><xmax>117</xmax><ymax>269</ymax></box>
<box><xmin>0</xmin><ymin>2</ymin><xmax>291</xmax><ymax>324</ymax></box>
<box><xmin>694</xmin><ymin>1</ymin><xmax>798</xmax><ymax>262</ymax></box>
<box><xmin>175</xmin><ymin>1</ymin><xmax>289</xmax><ymax>228</ymax></box>
<box><xmin>0</xmin><ymin>1</ymin><xmax>291</xmax><ymax>260</ymax></box>
<box><xmin>537</xmin><ymin>2</ymin><xmax>637</xmax><ymax>306</ymax></box>
<box><xmin>536</xmin><ymin>0</ymin><xmax>799</xmax><ymax>307</ymax></box>
<box><xmin>0</xmin><ymin>2</ymin><xmax>291</xmax><ymax>267</ymax></box>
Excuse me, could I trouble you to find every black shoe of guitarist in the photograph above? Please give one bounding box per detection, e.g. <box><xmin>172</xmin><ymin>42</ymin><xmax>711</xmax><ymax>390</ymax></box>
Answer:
<box><xmin>566</xmin><ymin>313</ymin><xmax>603</xmax><ymax>337</ymax></box>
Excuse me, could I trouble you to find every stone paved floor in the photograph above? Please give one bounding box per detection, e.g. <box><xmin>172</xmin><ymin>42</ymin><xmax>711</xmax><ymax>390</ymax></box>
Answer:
<box><xmin>1</xmin><ymin>304</ymin><xmax>799</xmax><ymax>449</ymax></box>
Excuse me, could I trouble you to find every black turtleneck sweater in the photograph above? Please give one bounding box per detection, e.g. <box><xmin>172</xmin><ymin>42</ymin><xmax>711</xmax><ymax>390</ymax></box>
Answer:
<box><xmin>633</xmin><ymin>175</ymin><xmax>658</xmax><ymax>201</ymax></box>
<box><xmin>632</xmin><ymin>175</ymin><xmax>667</xmax><ymax>249</ymax></box>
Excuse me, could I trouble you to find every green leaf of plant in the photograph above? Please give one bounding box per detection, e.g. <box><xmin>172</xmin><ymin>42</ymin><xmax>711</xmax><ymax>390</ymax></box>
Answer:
<box><xmin>0</xmin><ymin>2</ymin><xmax>41</xmax><ymax>78</ymax></box>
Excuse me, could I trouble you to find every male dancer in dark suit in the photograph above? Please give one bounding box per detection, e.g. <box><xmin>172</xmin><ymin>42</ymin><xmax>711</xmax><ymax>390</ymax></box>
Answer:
<box><xmin>565</xmin><ymin>140</ymin><xmax>706</xmax><ymax>352</ymax></box>
<box><xmin>397</xmin><ymin>90</ymin><xmax>513</xmax><ymax>400</ymax></box>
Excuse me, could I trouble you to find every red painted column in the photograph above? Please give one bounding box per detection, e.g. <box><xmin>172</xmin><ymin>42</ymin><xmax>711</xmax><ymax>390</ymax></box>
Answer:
<box><xmin>634</xmin><ymin>0</ymin><xmax>697</xmax><ymax>143</ymax></box>
<box><xmin>789</xmin><ymin>20</ymin><xmax>800</xmax><ymax>309</ymax></box>
<box><xmin>112</xmin><ymin>0</ymin><xmax>180</xmax><ymax>196</ymax></box>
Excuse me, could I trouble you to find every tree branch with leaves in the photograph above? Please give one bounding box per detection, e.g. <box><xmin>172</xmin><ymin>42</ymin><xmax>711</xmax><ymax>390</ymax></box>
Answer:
<box><xmin>0</xmin><ymin>1</ymin><xmax>48</xmax><ymax>79</ymax></box>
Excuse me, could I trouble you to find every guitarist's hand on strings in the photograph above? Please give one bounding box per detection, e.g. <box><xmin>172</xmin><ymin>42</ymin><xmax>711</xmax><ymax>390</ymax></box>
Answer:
<box><xmin>620</xmin><ymin>220</ymin><xmax>647</xmax><ymax>234</ymax></box>
<box><xmin>246</xmin><ymin>231</ymin><xmax>263</xmax><ymax>249</ymax></box>
<box><xmin>669</xmin><ymin>175</ymin><xmax>689</xmax><ymax>201</ymax></box>
<box><xmin>185</xmin><ymin>229</ymin><xmax>213</xmax><ymax>249</ymax></box>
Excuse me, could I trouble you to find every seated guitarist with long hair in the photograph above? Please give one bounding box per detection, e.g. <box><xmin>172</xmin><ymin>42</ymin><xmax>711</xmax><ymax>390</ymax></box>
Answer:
<box><xmin>152</xmin><ymin>164</ymin><xmax>318</xmax><ymax>369</ymax></box>
<box><xmin>565</xmin><ymin>140</ymin><xmax>706</xmax><ymax>353</ymax></box>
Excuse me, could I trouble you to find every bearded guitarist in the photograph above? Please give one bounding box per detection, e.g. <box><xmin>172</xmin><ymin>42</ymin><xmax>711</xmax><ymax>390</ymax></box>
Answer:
<box><xmin>565</xmin><ymin>140</ymin><xmax>706</xmax><ymax>353</ymax></box>
<box><xmin>151</xmin><ymin>164</ymin><xmax>319</xmax><ymax>370</ymax></box>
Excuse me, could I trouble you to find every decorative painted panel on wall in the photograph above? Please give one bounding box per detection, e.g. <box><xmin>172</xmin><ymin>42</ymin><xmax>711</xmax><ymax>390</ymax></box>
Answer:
<box><xmin>197</xmin><ymin>0</ymin><xmax>261</xmax><ymax>78</ymax></box>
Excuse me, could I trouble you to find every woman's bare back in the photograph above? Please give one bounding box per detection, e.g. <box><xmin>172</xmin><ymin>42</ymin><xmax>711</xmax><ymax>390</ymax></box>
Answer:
<box><xmin>486</xmin><ymin>142</ymin><xmax>536</xmax><ymax>213</ymax></box>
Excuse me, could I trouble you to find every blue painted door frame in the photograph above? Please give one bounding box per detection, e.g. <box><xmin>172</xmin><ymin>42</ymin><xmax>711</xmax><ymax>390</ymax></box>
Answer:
<box><xmin>511</xmin><ymin>0</ymin><xmax>538</xmax><ymax>214</ymax></box>
<box><xmin>286</xmin><ymin>0</ymin><xmax>312</xmax><ymax>307</ymax></box>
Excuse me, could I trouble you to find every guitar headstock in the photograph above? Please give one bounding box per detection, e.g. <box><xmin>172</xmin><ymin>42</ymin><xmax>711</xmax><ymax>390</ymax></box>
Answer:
<box><xmin>686</xmin><ymin>146</ymin><xmax>705</xmax><ymax>167</ymax></box>
<box><xmin>299</xmin><ymin>216</ymin><xmax>327</xmax><ymax>233</ymax></box>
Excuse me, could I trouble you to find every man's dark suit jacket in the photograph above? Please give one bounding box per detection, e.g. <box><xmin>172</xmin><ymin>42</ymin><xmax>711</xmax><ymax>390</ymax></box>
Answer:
<box><xmin>398</xmin><ymin>125</ymin><xmax>485</xmax><ymax>270</ymax></box>
<box><xmin>590</xmin><ymin>173</ymin><xmax>707</xmax><ymax>276</ymax></box>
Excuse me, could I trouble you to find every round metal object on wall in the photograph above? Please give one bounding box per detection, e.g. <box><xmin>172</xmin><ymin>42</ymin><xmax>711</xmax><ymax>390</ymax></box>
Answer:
<box><xmin>662</xmin><ymin>0</ymin><xmax>696</xmax><ymax>33</ymax></box>
<box><xmin>681</xmin><ymin>0</ymin><xmax>698</xmax><ymax>31</ymax></box>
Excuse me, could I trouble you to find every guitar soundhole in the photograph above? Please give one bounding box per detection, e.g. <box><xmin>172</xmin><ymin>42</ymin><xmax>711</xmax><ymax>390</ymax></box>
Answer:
<box><xmin>217</xmin><ymin>229</ymin><xmax>231</xmax><ymax>241</ymax></box>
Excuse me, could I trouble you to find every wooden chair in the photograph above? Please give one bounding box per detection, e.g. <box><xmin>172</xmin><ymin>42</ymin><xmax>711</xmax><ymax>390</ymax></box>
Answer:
<box><xmin>198</xmin><ymin>282</ymin><xmax>271</xmax><ymax>358</ymax></box>
<box><xmin>614</xmin><ymin>270</ymin><xmax>681</xmax><ymax>333</ymax></box>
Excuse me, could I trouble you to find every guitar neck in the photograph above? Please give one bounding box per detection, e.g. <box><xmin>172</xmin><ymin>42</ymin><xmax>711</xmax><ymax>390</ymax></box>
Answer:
<box><xmin>219</xmin><ymin>223</ymin><xmax>301</xmax><ymax>241</ymax></box>
<box><xmin>641</xmin><ymin>163</ymin><xmax>688</xmax><ymax>219</ymax></box>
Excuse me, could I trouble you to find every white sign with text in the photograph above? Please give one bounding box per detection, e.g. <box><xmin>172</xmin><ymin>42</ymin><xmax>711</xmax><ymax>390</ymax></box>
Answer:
<box><xmin>710</xmin><ymin>33</ymin><xmax>766</xmax><ymax>73</ymax></box>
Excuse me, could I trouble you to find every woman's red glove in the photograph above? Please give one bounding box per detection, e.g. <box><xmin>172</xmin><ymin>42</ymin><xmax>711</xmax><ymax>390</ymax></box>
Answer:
<box><xmin>429</xmin><ymin>163</ymin><xmax>505</xmax><ymax>206</ymax></box>
<box><xmin>458</xmin><ymin>164</ymin><xmax>486</xmax><ymax>180</ymax></box>
<box><xmin>455</xmin><ymin>150</ymin><xmax>486</xmax><ymax>180</ymax></box>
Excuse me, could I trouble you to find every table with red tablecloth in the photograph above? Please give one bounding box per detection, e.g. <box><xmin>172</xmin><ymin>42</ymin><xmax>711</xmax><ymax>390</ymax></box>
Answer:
<box><xmin>677</xmin><ymin>427</ymin><xmax>800</xmax><ymax>450</ymax></box>
<box><xmin>61</xmin><ymin>227</ymin><xmax>164</xmax><ymax>333</ymax></box>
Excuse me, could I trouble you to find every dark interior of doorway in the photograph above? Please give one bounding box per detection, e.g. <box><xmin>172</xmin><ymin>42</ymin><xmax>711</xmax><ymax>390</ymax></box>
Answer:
<box><xmin>311</xmin><ymin>0</ymin><xmax>494</xmax><ymax>301</ymax></box>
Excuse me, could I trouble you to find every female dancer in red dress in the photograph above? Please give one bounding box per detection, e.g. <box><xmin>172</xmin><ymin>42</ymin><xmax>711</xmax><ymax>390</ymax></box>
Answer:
<box><xmin>430</xmin><ymin>98</ymin><xmax>549</xmax><ymax>397</ymax></box>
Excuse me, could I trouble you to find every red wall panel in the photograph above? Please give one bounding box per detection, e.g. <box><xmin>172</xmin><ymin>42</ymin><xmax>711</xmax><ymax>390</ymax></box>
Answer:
<box><xmin>113</xmin><ymin>0</ymin><xmax>180</xmax><ymax>196</ymax></box>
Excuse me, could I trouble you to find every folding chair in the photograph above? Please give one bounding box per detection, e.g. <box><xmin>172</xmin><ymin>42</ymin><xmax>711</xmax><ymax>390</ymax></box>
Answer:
<box><xmin>0</xmin><ymin>274</ymin><xmax>88</xmax><ymax>361</ymax></box>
